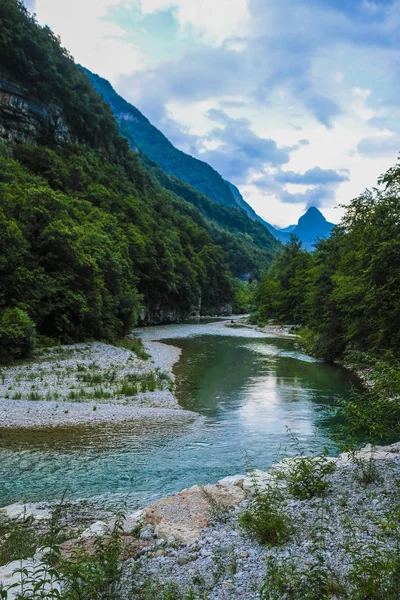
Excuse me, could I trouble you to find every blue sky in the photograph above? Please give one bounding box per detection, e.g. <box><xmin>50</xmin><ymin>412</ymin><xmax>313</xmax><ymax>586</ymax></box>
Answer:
<box><xmin>28</xmin><ymin>0</ymin><xmax>400</xmax><ymax>226</ymax></box>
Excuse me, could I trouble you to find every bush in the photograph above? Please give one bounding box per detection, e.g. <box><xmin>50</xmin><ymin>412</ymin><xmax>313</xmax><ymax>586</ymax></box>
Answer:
<box><xmin>0</xmin><ymin>308</ymin><xmax>36</xmax><ymax>361</ymax></box>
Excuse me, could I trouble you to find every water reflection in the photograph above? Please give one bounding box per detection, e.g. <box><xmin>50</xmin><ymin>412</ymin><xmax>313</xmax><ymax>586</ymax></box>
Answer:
<box><xmin>0</xmin><ymin>324</ymin><xmax>359</xmax><ymax>507</ymax></box>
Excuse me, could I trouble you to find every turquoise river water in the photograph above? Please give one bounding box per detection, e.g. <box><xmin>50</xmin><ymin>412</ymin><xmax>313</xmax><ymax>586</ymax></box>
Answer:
<box><xmin>0</xmin><ymin>321</ymin><xmax>359</xmax><ymax>508</ymax></box>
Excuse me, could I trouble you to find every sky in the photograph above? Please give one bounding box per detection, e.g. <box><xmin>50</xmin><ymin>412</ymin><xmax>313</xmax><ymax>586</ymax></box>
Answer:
<box><xmin>24</xmin><ymin>0</ymin><xmax>400</xmax><ymax>226</ymax></box>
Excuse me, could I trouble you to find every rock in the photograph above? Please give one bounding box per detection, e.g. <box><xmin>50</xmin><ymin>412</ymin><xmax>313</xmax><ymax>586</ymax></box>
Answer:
<box><xmin>177</xmin><ymin>555</ymin><xmax>193</xmax><ymax>566</ymax></box>
<box><xmin>81</xmin><ymin>520</ymin><xmax>109</xmax><ymax>538</ymax></box>
<box><xmin>0</xmin><ymin>558</ymin><xmax>61</xmax><ymax>600</ymax></box>
<box><xmin>140</xmin><ymin>525</ymin><xmax>156</xmax><ymax>541</ymax></box>
<box><xmin>242</xmin><ymin>470</ymin><xmax>280</xmax><ymax>494</ymax></box>
<box><xmin>144</xmin><ymin>483</ymin><xmax>245</xmax><ymax>544</ymax></box>
<box><xmin>108</xmin><ymin>509</ymin><xmax>144</xmax><ymax>534</ymax></box>
<box><xmin>218</xmin><ymin>474</ymin><xmax>246</xmax><ymax>488</ymax></box>
<box><xmin>0</xmin><ymin>502</ymin><xmax>51</xmax><ymax>522</ymax></box>
<box><xmin>166</xmin><ymin>535</ymin><xmax>176</xmax><ymax>546</ymax></box>
<box><xmin>33</xmin><ymin>547</ymin><xmax>52</xmax><ymax>561</ymax></box>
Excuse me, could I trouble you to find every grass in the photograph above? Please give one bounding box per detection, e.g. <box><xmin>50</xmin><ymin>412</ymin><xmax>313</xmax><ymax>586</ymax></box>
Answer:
<box><xmin>115</xmin><ymin>337</ymin><xmax>150</xmax><ymax>361</ymax></box>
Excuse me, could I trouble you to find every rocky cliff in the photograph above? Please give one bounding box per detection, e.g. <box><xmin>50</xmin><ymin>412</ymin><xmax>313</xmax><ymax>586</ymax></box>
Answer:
<box><xmin>0</xmin><ymin>71</ymin><xmax>73</xmax><ymax>145</ymax></box>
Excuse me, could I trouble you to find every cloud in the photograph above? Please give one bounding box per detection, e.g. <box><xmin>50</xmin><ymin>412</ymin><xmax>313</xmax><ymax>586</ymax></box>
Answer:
<box><xmin>23</xmin><ymin>0</ymin><xmax>36</xmax><ymax>10</ymax></box>
<box><xmin>140</xmin><ymin>0</ymin><xmax>250</xmax><ymax>45</ymax></box>
<box><xmin>34</xmin><ymin>0</ymin><xmax>145</xmax><ymax>84</ymax></box>
<box><xmin>304</xmin><ymin>95</ymin><xmax>341</xmax><ymax>129</ymax></box>
<box><xmin>357</xmin><ymin>133</ymin><xmax>400</xmax><ymax>157</ymax></box>
<box><xmin>30</xmin><ymin>0</ymin><xmax>400</xmax><ymax>226</ymax></box>
<box><xmin>199</xmin><ymin>110</ymin><xmax>291</xmax><ymax>182</ymax></box>
<box><xmin>275</xmin><ymin>166</ymin><xmax>350</xmax><ymax>185</ymax></box>
<box><xmin>281</xmin><ymin>186</ymin><xmax>336</xmax><ymax>208</ymax></box>
<box><xmin>253</xmin><ymin>174</ymin><xmax>336</xmax><ymax>208</ymax></box>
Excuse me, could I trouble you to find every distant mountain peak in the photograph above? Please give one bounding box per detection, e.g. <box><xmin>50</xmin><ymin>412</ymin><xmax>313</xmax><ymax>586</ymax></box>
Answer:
<box><xmin>300</xmin><ymin>206</ymin><xmax>327</xmax><ymax>221</ymax></box>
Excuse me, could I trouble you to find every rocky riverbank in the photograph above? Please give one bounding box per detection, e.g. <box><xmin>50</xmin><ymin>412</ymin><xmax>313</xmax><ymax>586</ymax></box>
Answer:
<box><xmin>1</xmin><ymin>442</ymin><xmax>399</xmax><ymax>599</ymax></box>
<box><xmin>0</xmin><ymin>339</ymin><xmax>199</xmax><ymax>428</ymax></box>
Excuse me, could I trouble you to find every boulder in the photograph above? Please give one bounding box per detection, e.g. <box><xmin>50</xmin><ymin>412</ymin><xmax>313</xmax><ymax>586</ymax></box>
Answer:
<box><xmin>81</xmin><ymin>520</ymin><xmax>109</xmax><ymax>538</ymax></box>
<box><xmin>242</xmin><ymin>470</ymin><xmax>280</xmax><ymax>494</ymax></box>
<box><xmin>218</xmin><ymin>474</ymin><xmax>246</xmax><ymax>488</ymax></box>
<box><xmin>107</xmin><ymin>509</ymin><xmax>144</xmax><ymax>534</ymax></box>
<box><xmin>0</xmin><ymin>557</ymin><xmax>60</xmax><ymax>600</ymax></box>
<box><xmin>0</xmin><ymin>502</ymin><xmax>51</xmax><ymax>522</ymax></box>
<box><xmin>144</xmin><ymin>484</ymin><xmax>245</xmax><ymax>544</ymax></box>
<box><xmin>339</xmin><ymin>442</ymin><xmax>400</xmax><ymax>463</ymax></box>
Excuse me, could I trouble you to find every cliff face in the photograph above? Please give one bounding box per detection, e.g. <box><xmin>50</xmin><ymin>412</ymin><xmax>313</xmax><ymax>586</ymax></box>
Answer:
<box><xmin>0</xmin><ymin>74</ymin><xmax>73</xmax><ymax>145</ymax></box>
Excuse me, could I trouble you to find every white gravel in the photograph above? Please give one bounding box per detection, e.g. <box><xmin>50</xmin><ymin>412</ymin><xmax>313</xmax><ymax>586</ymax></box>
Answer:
<box><xmin>0</xmin><ymin>340</ymin><xmax>195</xmax><ymax>429</ymax></box>
<box><xmin>0</xmin><ymin>399</ymin><xmax>198</xmax><ymax>428</ymax></box>
<box><xmin>122</xmin><ymin>445</ymin><xmax>400</xmax><ymax>599</ymax></box>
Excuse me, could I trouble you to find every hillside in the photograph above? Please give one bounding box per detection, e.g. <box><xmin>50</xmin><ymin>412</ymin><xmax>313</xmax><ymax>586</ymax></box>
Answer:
<box><xmin>83</xmin><ymin>68</ymin><xmax>279</xmax><ymax>275</ymax></box>
<box><xmin>83</xmin><ymin>68</ymin><xmax>238</xmax><ymax>208</ymax></box>
<box><xmin>0</xmin><ymin>0</ymin><xmax>279</xmax><ymax>348</ymax></box>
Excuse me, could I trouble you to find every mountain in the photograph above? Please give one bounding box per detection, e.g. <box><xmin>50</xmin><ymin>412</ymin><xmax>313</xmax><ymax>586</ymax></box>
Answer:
<box><xmin>291</xmin><ymin>207</ymin><xmax>335</xmax><ymax>251</ymax></box>
<box><xmin>83</xmin><ymin>69</ymin><xmax>238</xmax><ymax>208</ymax></box>
<box><xmin>83</xmin><ymin>68</ymin><xmax>279</xmax><ymax>273</ymax></box>
<box><xmin>279</xmin><ymin>224</ymin><xmax>296</xmax><ymax>233</ymax></box>
<box><xmin>83</xmin><ymin>70</ymin><xmax>336</xmax><ymax>254</ymax></box>
<box><xmin>84</xmin><ymin>70</ymin><xmax>281</xmax><ymax>237</ymax></box>
<box><xmin>260</xmin><ymin>207</ymin><xmax>335</xmax><ymax>251</ymax></box>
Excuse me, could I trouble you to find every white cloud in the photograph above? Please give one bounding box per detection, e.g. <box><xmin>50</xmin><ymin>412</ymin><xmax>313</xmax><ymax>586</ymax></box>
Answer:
<box><xmin>139</xmin><ymin>0</ymin><xmax>250</xmax><ymax>45</ymax></box>
<box><xmin>35</xmin><ymin>0</ymin><xmax>146</xmax><ymax>83</ymax></box>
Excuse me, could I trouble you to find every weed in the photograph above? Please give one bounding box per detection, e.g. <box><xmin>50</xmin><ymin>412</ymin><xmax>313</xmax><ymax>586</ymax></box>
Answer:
<box><xmin>349</xmin><ymin>446</ymin><xmax>382</xmax><ymax>485</ymax></box>
<box><xmin>238</xmin><ymin>470</ymin><xmax>291</xmax><ymax>546</ymax></box>
<box><xmin>200</xmin><ymin>487</ymin><xmax>229</xmax><ymax>523</ymax></box>
<box><xmin>275</xmin><ymin>430</ymin><xmax>336</xmax><ymax>500</ymax></box>
<box><xmin>115</xmin><ymin>337</ymin><xmax>150</xmax><ymax>361</ymax></box>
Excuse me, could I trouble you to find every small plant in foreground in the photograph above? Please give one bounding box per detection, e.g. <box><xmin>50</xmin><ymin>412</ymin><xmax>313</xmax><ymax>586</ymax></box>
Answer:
<box><xmin>348</xmin><ymin>445</ymin><xmax>382</xmax><ymax>485</ymax></box>
<box><xmin>276</xmin><ymin>431</ymin><xmax>336</xmax><ymax>500</ymax></box>
<box><xmin>200</xmin><ymin>487</ymin><xmax>229</xmax><ymax>523</ymax></box>
<box><xmin>261</xmin><ymin>553</ymin><xmax>346</xmax><ymax>600</ymax></box>
<box><xmin>238</xmin><ymin>470</ymin><xmax>291</xmax><ymax>546</ymax></box>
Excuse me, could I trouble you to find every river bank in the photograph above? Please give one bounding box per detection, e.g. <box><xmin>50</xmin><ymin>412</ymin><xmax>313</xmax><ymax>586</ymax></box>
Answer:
<box><xmin>0</xmin><ymin>320</ymin><xmax>400</xmax><ymax>600</ymax></box>
<box><xmin>0</xmin><ymin>339</ymin><xmax>199</xmax><ymax>429</ymax></box>
<box><xmin>1</xmin><ymin>442</ymin><xmax>399</xmax><ymax>599</ymax></box>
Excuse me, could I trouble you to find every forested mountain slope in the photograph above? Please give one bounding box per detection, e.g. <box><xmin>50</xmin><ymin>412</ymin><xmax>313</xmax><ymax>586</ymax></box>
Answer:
<box><xmin>83</xmin><ymin>68</ymin><xmax>238</xmax><ymax>208</ymax></box>
<box><xmin>0</xmin><ymin>0</ymin><xmax>278</xmax><ymax>350</ymax></box>
<box><xmin>84</xmin><ymin>68</ymin><xmax>279</xmax><ymax>265</ymax></box>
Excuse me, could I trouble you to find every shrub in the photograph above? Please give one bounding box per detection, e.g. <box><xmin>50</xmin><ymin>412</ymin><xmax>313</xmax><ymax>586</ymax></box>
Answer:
<box><xmin>0</xmin><ymin>308</ymin><xmax>36</xmax><ymax>361</ymax></box>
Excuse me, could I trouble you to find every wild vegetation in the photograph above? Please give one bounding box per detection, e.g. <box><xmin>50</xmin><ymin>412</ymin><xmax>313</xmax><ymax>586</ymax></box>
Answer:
<box><xmin>255</xmin><ymin>161</ymin><xmax>400</xmax><ymax>362</ymax></box>
<box><xmin>0</xmin><ymin>0</ymin><xmax>277</xmax><ymax>361</ymax></box>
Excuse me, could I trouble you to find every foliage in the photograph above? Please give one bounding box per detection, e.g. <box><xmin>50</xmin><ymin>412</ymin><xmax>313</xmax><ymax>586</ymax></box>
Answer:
<box><xmin>238</xmin><ymin>471</ymin><xmax>291</xmax><ymax>546</ymax></box>
<box><xmin>233</xmin><ymin>280</ymin><xmax>256</xmax><ymax>314</ymax></box>
<box><xmin>0</xmin><ymin>308</ymin><xmax>36</xmax><ymax>360</ymax></box>
<box><xmin>0</xmin><ymin>141</ymin><xmax>237</xmax><ymax>347</ymax></box>
<box><xmin>0</xmin><ymin>0</ymin><xmax>279</xmax><ymax>359</ymax></box>
<box><xmin>261</xmin><ymin>553</ymin><xmax>345</xmax><ymax>600</ymax></box>
<box><xmin>334</xmin><ymin>354</ymin><xmax>400</xmax><ymax>445</ymax></box>
<box><xmin>255</xmin><ymin>235</ymin><xmax>313</xmax><ymax>324</ymax></box>
<box><xmin>255</xmin><ymin>160</ymin><xmax>400</xmax><ymax>363</ymax></box>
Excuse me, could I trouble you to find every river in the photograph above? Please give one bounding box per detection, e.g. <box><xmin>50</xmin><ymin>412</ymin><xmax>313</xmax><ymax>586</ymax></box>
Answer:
<box><xmin>0</xmin><ymin>321</ymin><xmax>358</xmax><ymax>508</ymax></box>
